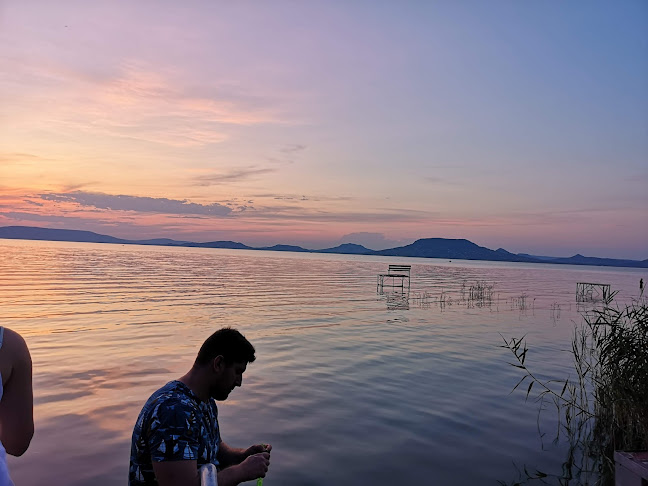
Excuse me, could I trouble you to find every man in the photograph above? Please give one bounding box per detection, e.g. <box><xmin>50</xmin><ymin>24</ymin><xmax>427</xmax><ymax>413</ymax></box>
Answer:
<box><xmin>129</xmin><ymin>328</ymin><xmax>271</xmax><ymax>486</ymax></box>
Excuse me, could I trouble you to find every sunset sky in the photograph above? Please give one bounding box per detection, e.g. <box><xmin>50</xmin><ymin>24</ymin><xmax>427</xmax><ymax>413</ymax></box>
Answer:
<box><xmin>1</xmin><ymin>1</ymin><xmax>646</xmax><ymax>259</ymax></box>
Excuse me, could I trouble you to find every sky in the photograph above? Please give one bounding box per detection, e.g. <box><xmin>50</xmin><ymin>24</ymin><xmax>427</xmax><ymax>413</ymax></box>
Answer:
<box><xmin>1</xmin><ymin>1</ymin><xmax>647</xmax><ymax>259</ymax></box>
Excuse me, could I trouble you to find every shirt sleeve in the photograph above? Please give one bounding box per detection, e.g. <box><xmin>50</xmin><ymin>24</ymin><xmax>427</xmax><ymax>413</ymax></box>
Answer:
<box><xmin>147</xmin><ymin>398</ymin><xmax>200</xmax><ymax>462</ymax></box>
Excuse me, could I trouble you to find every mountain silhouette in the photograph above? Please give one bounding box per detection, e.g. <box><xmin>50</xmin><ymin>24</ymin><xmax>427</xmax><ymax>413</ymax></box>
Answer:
<box><xmin>0</xmin><ymin>226</ymin><xmax>645</xmax><ymax>268</ymax></box>
<box><xmin>375</xmin><ymin>238</ymin><xmax>537</xmax><ymax>262</ymax></box>
<box><xmin>0</xmin><ymin>226</ymin><xmax>129</xmax><ymax>244</ymax></box>
<box><xmin>315</xmin><ymin>243</ymin><xmax>373</xmax><ymax>254</ymax></box>
<box><xmin>257</xmin><ymin>244</ymin><xmax>309</xmax><ymax>252</ymax></box>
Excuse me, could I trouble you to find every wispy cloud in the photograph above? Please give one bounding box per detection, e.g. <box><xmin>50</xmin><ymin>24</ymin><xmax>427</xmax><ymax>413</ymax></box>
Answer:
<box><xmin>625</xmin><ymin>172</ymin><xmax>648</xmax><ymax>184</ymax></box>
<box><xmin>280</xmin><ymin>144</ymin><xmax>307</xmax><ymax>154</ymax></box>
<box><xmin>250</xmin><ymin>193</ymin><xmax>354</xmax><ymax>202</ymax></box>
<box><xmin>0</xmin><ymin>153</ymin><xmax>43</xmax><ymax>163</ymax></box>
<box><xmin>0</xmin><ymin>211</ymin><xmax>114</xmax><ymax>226</ymax></box>
<box><xmin>424</xmin><ymin>176</ymin><xmax>463</xmax><ymax>185</ymax></box>
<box><xmin>4</xmin><ymin>61</ymin><xmax>289</xmax><ymax>147</ymax></box>
<box><xmin>0</xmin><ymin>153</ymin><xmax>52</xmax><ymax>172</ymax></box>
<box><xmin>39</xmin><ymin>192</ymin><xmax>232</xmax><ymax>216</ymax></box>
<box><xmin>241</xmin><ymin>205</ymin><xmax>434</xmax><ymax>223</ymax></box>
<box><xmin>59</xmin><ymin>182</ymin><xmax>99</xmax><ymax>192</ymax></box>
<box><xmin>195</xmin><ymin>167</ymin><xmax>278</xmax><ymax>186</ymax></box>
<box><xmin>24</xmin><ymin>200</ymin><xmax>44</xmax><ymax>207</ymax></box>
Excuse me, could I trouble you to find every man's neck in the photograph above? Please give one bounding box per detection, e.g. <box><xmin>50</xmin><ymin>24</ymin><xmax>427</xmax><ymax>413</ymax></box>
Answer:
<box><xmin>179</xmin><ymin>369</ymin><xmax>210</xmax><ymax>402</ymax></box>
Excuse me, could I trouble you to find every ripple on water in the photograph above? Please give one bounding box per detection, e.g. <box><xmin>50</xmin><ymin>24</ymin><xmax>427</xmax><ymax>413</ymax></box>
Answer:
<box><xmin>1</xmin><ymin>240</ymin><xmax>644</xmax><ymax>485</ymax></box>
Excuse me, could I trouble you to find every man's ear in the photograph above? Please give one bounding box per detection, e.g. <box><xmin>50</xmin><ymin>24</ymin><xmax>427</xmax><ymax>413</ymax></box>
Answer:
<box><xmin>212</xmin><ymin>355</ymin><xmax>225</xmax><ymax>373</ymax></box>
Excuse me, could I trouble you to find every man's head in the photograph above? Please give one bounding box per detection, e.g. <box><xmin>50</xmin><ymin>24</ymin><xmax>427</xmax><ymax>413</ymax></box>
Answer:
<box><xmin>193</xmin><ymin>327</ymin><xmax>256</xmax><ymax>400</ymax></box>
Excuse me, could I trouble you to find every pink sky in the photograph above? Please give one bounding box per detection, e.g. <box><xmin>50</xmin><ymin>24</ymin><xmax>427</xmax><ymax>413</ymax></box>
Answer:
<box><xmin>1</xmin><ymin>1</ymin><xmax>647</xmax><ymax>258</ymax></box>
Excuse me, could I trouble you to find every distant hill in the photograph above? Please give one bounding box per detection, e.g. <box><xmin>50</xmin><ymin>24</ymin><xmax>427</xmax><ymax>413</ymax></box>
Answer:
<box><xmin>517</xmin><ymin>253</ymin><xmax>560</xmax><ymax>261</ymax></box>
<box><xmin>188</xmin><ymin>241</ymin><xmax>252</xmax><ymax>250</ymax></box>
<box><xmin>375</xmin><ymin>238</ymin><xmax>538</xmax><ymax>263</ymax></box>
<box><xmin>540</xmin><ymin>254</ymin><xmax>648</xmax><ymax>268</ymax></box>
<box><xmin>315</xmin><ymin>243</ymin><xmax>374</xmax><ymax>254</ymax></box>
<box><xmin>135</xmin><ymin>238</ymin><xmax>192</xmax><ymax>246</ymax></box>
<box><xmin>0</xmin><ymin>226</ymin><xmax>129</xmax><ymax>244</ymax></box>
<box><xmin>257</xmin><ymin>244</ymin><xmax>309</xmax><ymax>252</ymax></box>
<box><xmin>0</xmin><ymin>225</ymin><xmax>646</xmax><ymax>268</ymax></box>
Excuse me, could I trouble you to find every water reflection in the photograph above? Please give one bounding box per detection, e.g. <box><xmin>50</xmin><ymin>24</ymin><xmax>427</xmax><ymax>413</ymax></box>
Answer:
<box><xmin>384</xmin><ymin>290</ymin><xmax>410</xmax><ymax>310</ymax></box>
<box><xmin>0</xmin><ymin>240</ymin><xmax>644</xmax><ymax>486</ymax></box>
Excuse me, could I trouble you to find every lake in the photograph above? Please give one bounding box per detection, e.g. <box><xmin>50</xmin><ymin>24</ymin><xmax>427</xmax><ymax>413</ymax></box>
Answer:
<box><xmin>1</xmin><ymin>239</ymin><xmax>645</xmax><ymax>485</ymax></box>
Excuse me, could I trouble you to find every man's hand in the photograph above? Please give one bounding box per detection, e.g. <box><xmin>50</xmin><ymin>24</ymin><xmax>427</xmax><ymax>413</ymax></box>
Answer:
<box><xmin>245</xmin><ymin>443</ymin><xmax>272</xmax><ymax>457</ymax></box>
<box><xmin>217</xmin><ymin>452</ymin><xmax>271</xmax><ymax>486</ymax></box>
<box><xmin>239</xmin><ymin>452</ymin><xmax>271</xmax><ymax>479</ymax></box>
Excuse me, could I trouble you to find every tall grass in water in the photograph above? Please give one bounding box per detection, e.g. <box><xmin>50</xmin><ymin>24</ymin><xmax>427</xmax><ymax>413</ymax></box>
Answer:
<box><xmin>501</xmin><ymin>287</ymin><xmax>648</xmax><ymax>485</ymax></box>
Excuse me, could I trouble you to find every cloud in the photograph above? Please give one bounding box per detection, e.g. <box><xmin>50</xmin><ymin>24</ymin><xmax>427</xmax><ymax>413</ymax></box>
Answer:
<box><xmin>266</xmin><ymin>144</ymin><xmax>308</xmax><ymax>165</ymax></box>
<box><xmin>0</xmin><ymin>153</ymin><xmax>50</xmax><ymax>168</ymax></box>
<box><xmin>625</xmin><ymin>172</ymin><xmax>648</xmax><ymax>184</ymax></box>
<box><xmin>24</xmin><ymin>199</ymin><xmax>44</xmax><ymax>207</ymax></box>
<box><xmin>280</xmin><ymin>144</ymin><xmax>307</xmax><ymax>154</ymax></box>
<box><xmin>60</xmin><ymin>182</ymin><xmax>99</xmax><ymax>192</ymax></box>
<box><xmin>241</xmin><ymin>205</ymin><xmax>433</xmax><ymax>223</ymax></box>
<box><xmin>250</xmin><ymin>193</ymin><xmax>354</xmax><ymax>202</ymax></box>
<box><xmin>0</xmin><ymin>153</ymin><xmax>42</xmax><ymax>163</ymax></box>
<box><xmin>195</xmin><ymin>167</ymin><xmax>277</xmax><ymax>186</ymax></box>
<box><xmin>4</xmin><ymin>61</ymin><xmax>288</xmax><ymax>147</ymax></box>
<box><xmin>0</xmin><ymin>211</ymin><xmax>113</xmax><ymax>225</ymax></box>
<box><xmin>423</xmin><ymin>175</ymin><xmax>465</xmax><ymax>185</ymax></box>
<box><xmin>38</xmin><ymin>192</ymin><xmax>232</xmax><ymax>216</ymax></box>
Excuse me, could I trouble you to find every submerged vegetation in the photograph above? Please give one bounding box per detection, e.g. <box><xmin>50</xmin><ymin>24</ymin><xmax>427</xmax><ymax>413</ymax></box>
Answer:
<box><xmin>407</xmin><ymin>280</ymin><xmax>500</xmax><ymax>309</ymax></box>
<box><xmin>501</xmin><ymin>285</ymin><xmax>648</xmax><ymax>485</ymax></box>
<box><xmin>404</xmin><ymin>280</ymin><xmax>537</xmax><ymax>312</ymax></box>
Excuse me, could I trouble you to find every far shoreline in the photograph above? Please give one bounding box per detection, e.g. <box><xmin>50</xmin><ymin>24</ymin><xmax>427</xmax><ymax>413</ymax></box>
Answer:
<box><xmin>1</xmin><ymin>226</ymin><xmax>646</xmax><ymax>271</ymax></box>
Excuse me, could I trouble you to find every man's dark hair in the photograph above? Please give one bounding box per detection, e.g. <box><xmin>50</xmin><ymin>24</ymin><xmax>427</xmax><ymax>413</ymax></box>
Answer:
<box><xmin>194</xmin><ymin>327</ymin><xmax>256</xmax><ymax>367</ymax></box>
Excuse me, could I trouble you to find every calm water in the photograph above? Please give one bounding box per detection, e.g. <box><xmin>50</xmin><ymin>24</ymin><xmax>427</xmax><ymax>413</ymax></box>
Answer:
<box><xmin>1</xmin><ymin>240</ymin><xmax>645</xmax><ymax>485</ymax></box>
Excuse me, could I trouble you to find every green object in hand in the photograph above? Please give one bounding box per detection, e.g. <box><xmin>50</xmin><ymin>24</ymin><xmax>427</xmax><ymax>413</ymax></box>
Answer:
<box><xmin>257</xmin><ymin>444</ymin><xmax>268</xmax><ymax>486</ymax></box>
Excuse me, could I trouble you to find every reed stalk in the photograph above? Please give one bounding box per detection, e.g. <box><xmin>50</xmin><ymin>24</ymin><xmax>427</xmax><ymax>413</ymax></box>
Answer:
<box><xmin>500</xmin><ymin>285</ymin><xmax>648</xmax><ymax>485</ymax></box>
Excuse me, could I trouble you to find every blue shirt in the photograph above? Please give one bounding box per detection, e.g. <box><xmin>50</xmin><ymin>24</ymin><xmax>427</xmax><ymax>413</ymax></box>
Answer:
<box><xmin>129</xmin><ymin>380</ymin><xmax>221</xmax><ymax>486</ymax></box>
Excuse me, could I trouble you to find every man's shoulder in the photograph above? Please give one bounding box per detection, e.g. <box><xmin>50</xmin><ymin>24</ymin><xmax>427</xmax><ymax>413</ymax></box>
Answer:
<box><xmin>140</xmin><ymin>381</ymin><xmax>199</xmax><ymax>420</ymax></box>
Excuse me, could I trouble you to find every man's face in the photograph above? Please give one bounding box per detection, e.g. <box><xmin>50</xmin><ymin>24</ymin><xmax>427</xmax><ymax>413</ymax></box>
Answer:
<box><xmin>211</xmin><ymin>359</ymin><xmax>247</xmax><ymax>400</ymax></box>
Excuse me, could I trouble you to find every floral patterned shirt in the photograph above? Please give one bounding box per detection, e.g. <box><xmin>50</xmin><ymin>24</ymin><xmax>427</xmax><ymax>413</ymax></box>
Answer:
<box><xmin>129</xmin><ymin>380</ymin><xmax>221</xmax><ymax>486</ymax></box>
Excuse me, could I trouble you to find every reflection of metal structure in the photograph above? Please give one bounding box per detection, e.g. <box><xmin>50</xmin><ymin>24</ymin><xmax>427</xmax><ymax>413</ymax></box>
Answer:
<box><xmin>576</xmin><ymin>282</ymin><xmax>611</xmax><ymax>302</ymax></box>
<box><xmin>377</xmin><ymin>264</ymin><xmax>411</xmax><ymax>292</ymax></box>
<box><xmin>386</xmin><ymin>291</ymin><xmax>410</xmax><ymax>310</ymax></box>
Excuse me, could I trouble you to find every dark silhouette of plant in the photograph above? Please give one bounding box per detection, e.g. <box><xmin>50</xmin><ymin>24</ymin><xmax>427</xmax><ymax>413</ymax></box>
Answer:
<box><xmin>500</xmin><ymin>286</ymin><xmax>648</xmax><ymax>485</ymax></box>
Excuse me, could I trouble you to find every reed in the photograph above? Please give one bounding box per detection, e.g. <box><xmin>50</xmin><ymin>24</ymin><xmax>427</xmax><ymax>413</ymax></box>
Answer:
<box><xmin>468</xmin><ymin>280</ymin><xmax>494</xmax><ymax>302</ymax></box>
<box><xmin>500</xmin><ymin>286</ymin><xmax>648</xmax><ymax>485</ymax></box>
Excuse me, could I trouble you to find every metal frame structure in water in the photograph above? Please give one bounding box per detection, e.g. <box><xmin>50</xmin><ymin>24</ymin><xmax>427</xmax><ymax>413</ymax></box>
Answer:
<box><xmin>377</xmin><ymin>264</ymin><xmax>411</xmax><ymax>292</ymax></box>
<box><xmin>576</xmin><ymin>282</ymin><xmax>611</xmax><ymax>302</ymax></box>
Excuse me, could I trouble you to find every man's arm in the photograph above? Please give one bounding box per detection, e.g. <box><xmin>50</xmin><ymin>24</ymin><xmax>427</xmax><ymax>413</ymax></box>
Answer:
<box><xmin>151</xmin><ymin>454</ymin><xmax>270</xmax><ymax>486</ymax></box>
<box><xmin>217</xmin><ymin>452</ymin><xmax>270</xmax><ymax>486</ymax></box>
<box><xmin>217</xmin><ymin>441</ymin><xmax>246</xmax><ymax>467</ymax></box>
<box><xmin>218</xmin><ymin>441</ymin><xmax>272</xmax><ymax>468</ymax></box>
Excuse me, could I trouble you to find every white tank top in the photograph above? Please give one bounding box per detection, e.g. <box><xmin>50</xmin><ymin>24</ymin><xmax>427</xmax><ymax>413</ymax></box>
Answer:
<box><xmin>0</xmin><ymin>327</ymin><xmax>16</xmax><ymax>486</ymax></box>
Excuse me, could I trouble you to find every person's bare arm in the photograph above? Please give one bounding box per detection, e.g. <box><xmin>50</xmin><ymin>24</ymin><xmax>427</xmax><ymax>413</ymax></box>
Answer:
<box><xmin>151</xmin><ymin>454</ymin><xmax>269</xmax><ymax>486</ymax></box>
<box><xmin>0</xmin><ymin>329</ymin><xmax>34</xmax><ymax>456</ymax></box>
<box><xmin>152</xmin><ymin>460</ymin><xmax>200</xmax><ymax>486</ymax></box>
<box><xmin>218</xmin><ymin>441</ymin><xmax>272</xmax><ymax>467</ymax></box>
<box><xmin>217</xmin><ymin>452</ymin><xmax>270</xmax><ymax>486</ymax></box>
